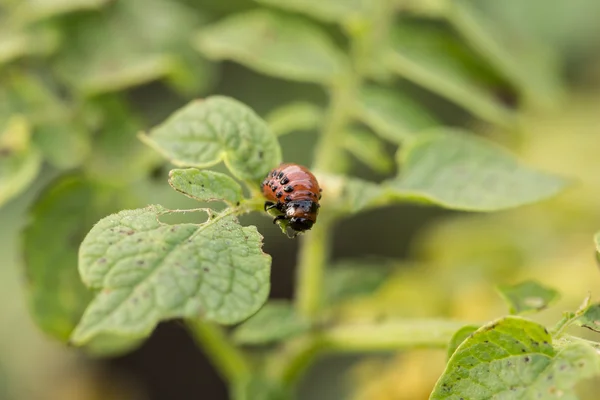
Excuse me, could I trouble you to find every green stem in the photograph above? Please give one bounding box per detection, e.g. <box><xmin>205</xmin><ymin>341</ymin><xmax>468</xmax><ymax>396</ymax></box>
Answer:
<box><xmin>186</xmin><ymin>319</ymin><xmax>251</xmax><ymax>385</ymax></box>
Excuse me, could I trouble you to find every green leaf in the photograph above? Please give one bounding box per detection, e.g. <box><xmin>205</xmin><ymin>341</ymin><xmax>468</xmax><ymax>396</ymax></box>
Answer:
<box><xmin>446</xmin><ymin>324</ymin><xmax>478</xmax><ymax>360</ymax></box>
<box><xmin>254</xmin><ymin>0</ymin><xmax>371</xmax><ymax>26</ymax></box>
<box><xmin>22</xmin><ymin>176</ymin><xmax>142</xmax><ymax>359</ymax></box>
<box><xmin>496</xmin><ymin>280</ymin><xmax>560</xmax><ymax>315</ymax></box>
<box><xmin>574</xmin><ymin>303</ymin><xmax>600</xmax><ymax>333</ymax></box>
<box><xmin>343</xmin><ymin>128</ymin><xmax>394</xmax><ymax>173</ymax></box>
<box><xmin>430</xmin><ymin>316</ymin><xmax>600</xmax><ymax>399</ymax></box>
<box><xmin>83</xmin><ymin>96</ymin><xmax>160</xmax><ymax>183</ymax></box>
<box><xmin>140</xmin><ymin>96</ymin><xmax>282</xmax><ymax>182</ymax></box>
<box><xmin>388</xmin><ymin>129</ymin><xmax>568</xmax><ymax>211</ymax></box>
<box><xmin>195</xmin><ymin>10</ymin><xmax>348</xmax><ymax>84</ymax></box>
<box><xmin>356</xmin><ymin>86</ymin><xmax>437</xmax><ymax>143</ymax></box>
<box><xmin>71</xmin><ymin>205</ymin><xmax>271</xmax><ymax>345</ymax></box>
<box><xmin>266</xmin><ymin>102</ymin><xmax>323</xmax><ymax>137</ymax></box>
<box><xmin>0</xmin><ymin>116</ymin><xmax>42</xmax><ymax>207</ymax></box>
<box><xmin>232</xmin><ymin>301</ymin><xmax>310</xmax><ymax>345</ymax></box>
<box><xmin>168</xmin><ymin>168</ymin><xmax>243</xmax><ymax>206</ymax></box>
<box><xmin>446</xmin><ymin>0</ymin><xmax>563</xmax><ymax>109</ymax></box>
<box><xmin>386</xmin><ymin>23</ymin><xmax>515</xmax><ymax>127</ymax></box>
<box><xmin>53</xmin><ymin>0</ymin><xmax>211</xmax><ymax>96</ymax></box>
<box><xmin>0</xmin><ymin>24</ymin><xmax>59</xmax><ymax>65</ymax></box>
<box><xmin>232</xmin><ymin>376</ymin><xmax>291</xmax><ymax>400</ymax></box>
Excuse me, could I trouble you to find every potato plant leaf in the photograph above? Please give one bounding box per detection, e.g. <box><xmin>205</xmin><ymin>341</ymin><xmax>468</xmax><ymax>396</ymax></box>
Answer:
<box><xmin>324</xmin><ymin>260</ymin><xmax>392</xmax><ymax>304</ymax></box>
<box><xmin>496</xmin><ymin>280</ymin><xmax>560</xmax><ymax>315</ymax></box>
<box><xmin>343</xmin><ymin>128</ymin><xmax>394</xmax><ymax>173</ymax></box>
<box><xmin>574</xmin><ymin>303</ymin><xmax>600</xmax><ymax>333</ymax></box>
<box><xmin>195</xmin><ymin>10</ymin><xmax>348</xmax><ymax>84</ymax></box>
<box><xmin>168</xmin><ymin>168</ymin><xmax>243</xmax><ymax>206</ymax></box>
<box><xmin>446</xmin><ymin>324</ymin><xmax>479</xmax><ymax>360</ymax></box>
<box><xmin>431</xmin><ymin>316</ymin><xmax>600</xmax><ymax>399</ymax></box>
<box><xmin>356</xmin><ymin>86</ymin><xmax>437</xmax><ymax>143</ymax></box>
<box><xmin>255</xmin><ymin>0</ymin><xmax>371</xmax><ymax>26</ymax></box>
<box><xmin>232</xmin><ymin>301</ymin><xmax>310</xmax><ymax>345</ymax></box>
<box><xmin>71</xmin><ymin>206</ymin><xmax>271</xmax><ymax>345</ymax></box>
<box><xmin>141</xmin><ymin>96</ymin><xmax>281</xmax><ymax>182</ymax></box>
<box><xmin>388</xmin><ymin>129</ymin><xmax>568</xmax><ymax>211</ymax></box>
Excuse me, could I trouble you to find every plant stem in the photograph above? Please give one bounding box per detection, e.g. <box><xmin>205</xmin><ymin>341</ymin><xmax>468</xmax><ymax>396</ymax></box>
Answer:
<box><xmin>186</xmin><ymin>319</ymin><xmax>251</xmax><ymax>385</ymax></box>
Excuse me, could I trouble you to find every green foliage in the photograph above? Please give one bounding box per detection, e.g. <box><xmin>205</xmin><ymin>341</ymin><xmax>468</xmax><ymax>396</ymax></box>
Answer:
<box><xmin>71</xmin><ymin>205</ymin><xmax>271</xmax><ymax>345</ymax></box>
<box><xmin>497</xmin><ymin>280</ymin><xmax>561</xmax><ymax>315</ymax></box>
<box><xmin>389</xmin><ymin>130</ymin><xmax>569</xmax><ymax>211</ymax></box>
<box><xmin>431</xmin><ymin>316</ymin><xmax>600</xmax><ymax>399</ymax></box>
<box><xmin>140</xmin><ymin>96</ymin><xmax>281</xmax><ymax>182</ymax></box>
<box><xmin>4</xmin><ymin>0</ymin><xmax>599</xmax><ymax>399</ymax></box>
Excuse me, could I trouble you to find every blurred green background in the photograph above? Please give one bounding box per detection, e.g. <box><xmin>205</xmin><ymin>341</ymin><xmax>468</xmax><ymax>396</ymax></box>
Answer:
<box><xmin>2</xmin><ymin>0</ymin><xmax>600</xmax><ymax>399</ymax></box>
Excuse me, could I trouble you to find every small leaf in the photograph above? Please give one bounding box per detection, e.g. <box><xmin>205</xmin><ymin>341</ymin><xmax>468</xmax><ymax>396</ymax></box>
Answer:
<box><xmin>386</xmin><ymin>23</ymin><xmax>515</xmax><ymax>127</ymax></box>
<box><xmin>141</xmin><ymin>96</ymin><xmax>282</xmax><ymax>182</ymax></box>
<box><xmin>195</xmin><ymin>10</ymin><xmax>348</xmax><ymax>84</ymax></box>
<box><xmin>168</xmin><ymin>168</ymin><xmax>243</xmax><ymax>205</ymax></box>
<box><xmin>430</xmin><ymin>316</ymin><xmax>600</xmax><ymax>399</ymax></box>
<box><xmin>71</xmin><ymin>206</ymin><xmax>271</xmax><ymax>345</ymax></box>
<box><xmin>574</xmin><ymin>303</ymin><xmax>600</xmax><ymax>333</ymax></box>
<box><xmin>53</xmin><ymin>0</ymin><xmax>211</xmax><ymax>96</ymax></box>
<box><xmin>324</xmin><ymin>260</ymin><xmax>392</xmax><ymax>304</ymax></box>
<box><xmin>496</xmin><ymin>280</ymin><xmax>560</xmax><ymax>315</ymax></box>
<box><xmin>232</xmin><ymin>301</ymin><xmax>310</xmax><ymax>345</ymax></box>
<box><xmin>446</xmin><ymin>324</ymin><xmax>478</xmax><ymax>360</ymax></box>
<box><xmin>388</xmin><ymin>129</ymin><xmax>568</xmax><ymax>211</ymax></box>
<box><xmin>356</xmin><ymin>86</ymin><xmax>437</xmax><ymax>143</ymax></box>
<box><xmin>266</xmin><ymin>102</ymin><xmax>323</xmax><ymax>136</ymax></box>
<box><xmin>0</xmin><ymin>116</ymin><xmax>42</xmax><ymax>207</ymax></box>
<box><xmin>343</xmin><ymin>128</ymin><xmax>394</xmax><ymax>174</ymax></box>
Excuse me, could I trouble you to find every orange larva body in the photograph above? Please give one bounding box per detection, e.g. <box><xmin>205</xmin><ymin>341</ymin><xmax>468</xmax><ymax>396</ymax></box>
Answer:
<box><xmin>261</xmin><ymin>163</ymin><xmax>321</xmax><ymax>233</ymax></box>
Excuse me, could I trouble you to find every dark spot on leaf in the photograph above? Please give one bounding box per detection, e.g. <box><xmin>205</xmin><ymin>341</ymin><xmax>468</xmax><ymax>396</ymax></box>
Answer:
<box><xmin>108</xmin><ymin>241</ymin><xmax>113</xmax><ymax>245</ymax></box>
<box><xmin>544</xmin><ymin>328</ymin><xmax>549</xmax><ymax>334</ymax></box>
<box><xmin>188</xmin><ymin>181</ymin><xmax>192</xmax><ymax>184</ymax></box>
<box><xmin>547</xmin><ymin>374</ymin><xmax>553</xmax><ymax>380</ymax></box>
<box><xmin>484</xmin><ymin>340</ymin><xmax>489</xmax><ymax>343</ymax></box>
<box><xmin>201</xmin><ymin>184</ymin><xmax>205</xmax><ymax>188</ymax></box>
<box><xmin>578</xmin><ymin>362</ymin><xmax>585</xmax><ymax>368</ymax></box>
<box><xmin>258</xmin><ymin>151</ymin><xmax>263</xmax><ymax>159</ymax></box>
<box><xmin>524</xmin><ymin>357</ymin><xmax>531</xmax><ymax>362</ymax></box>
<box><xmin>170</xmin><ymin>227</ymin><xmax>176</xmax><ymax>232</ymax></box>
<box><xmin>559</xmin><ymin>364</ymin><xmax>567</xmax><ymax>370</ymax></box>
<box><xmin>126</xmin><ymin>230</ymin><xmax>135</xmax><ymax>235</ymax></box>
<box><xmin>543</xmin><ymin>341</ymin><xmax>548</xmax><ymax>345</ymax></box>
<box><xmin>98</xmin><ymin>258</ymin><xmax>107</xmax><ymax>264</ymax></box>
<box><xmin>521</xmin><ymin>348</ymin><xmax>526</xmax><ymax>352</ymax></box>
<box><xmin>137</xmin><ymin>238</ymin><xmax>143</xmax><ymax>243</ymax></box>
<box><xmin>236</xmin><ymin>202</ymin><xmax>240</xmax><ymax>206</ymax></box>
<box><xmin>203</xmin><ymin>267</ymin><xmax>209</xmax><ymax>272</ymax></box>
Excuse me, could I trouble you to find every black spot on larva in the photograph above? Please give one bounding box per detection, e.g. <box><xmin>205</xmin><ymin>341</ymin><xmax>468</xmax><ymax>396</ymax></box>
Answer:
<box><xmin>281</xmin><ymin>176</ymin><xmax>289</xmax><ymax>184</ymax></box>
<box><xmin>271</xmin><ymin>185</ymin><xmax>277</xmax><ymax>192</ymax></box>
<box><xmin>98</xmin><ymin>258</ymin><xmax>107</xmax><ymax>264</ymax></box>
<box><xmin>271</xmin><ymin>170</ymin><xmax>277</xmax><ymax>177</ymax></box>
<box><xmin>284</xmin><ymin>196</ymin><xmax>291</xmax><ymax>202</ymax></box>
<box><xmin>524</xmin><ymin>357</ymin><xmax>531</xmax><ymax>362</ymax></box>
<box><xmin>276</xmin><ymin>191</ymin><xmax>283</xmax><ymax>198</ymax></box>
<box><xmin>284</xmin><ymin>185</ymin><xmax>293</xmax><ymax>192</ymax></box>
<box><xmin>277</xmin><ymin>171</ymin><xmax>284</xmax><ymax>178</ymax></box>
<box><xmin>203</xmin><ymin>267</ymin><xmax>209</xmax><ymax>272</ymax></box>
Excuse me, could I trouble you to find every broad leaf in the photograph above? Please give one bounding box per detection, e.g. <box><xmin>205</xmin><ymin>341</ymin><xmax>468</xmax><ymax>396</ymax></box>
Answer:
<box><xmin>232</xmin><ymin>301</ymin><xmax>310</xmax><ymax>345</ymax></box>
<box><xmin>388</xmin><ymin>129</ymin><xmax>568</xmax><ymax>211</ymax></box>
<box><xmin>266</xmin><ymin>102</ymin><xmax>323</xmax><ymax>137</ymax></box>
<box><xmin>430</xmin><ymin>316</ymin><xmax>600</xmax><ymax>399</ymax></box>
<box><xmin>446</xmin><ymin>324</ymin><xmax>478</xmax><ymax>360</ymax></box>
<box><xmin>168</xmin><ymin>168</ymin><xmax>243</xmax><ymax>205</ymax></box>
<box><xmin>574</xmin><ymin>303</ymin><xmax>600</xmax><ymax>333</ymax></box>
<box><xmin>320</xmin><ymin>173</ymin><xmax>389</xmax><ymax>215</ymax></box>
<box><xmin>446</xmin><ymin>0</ymin><xmax>562</xmax><ymax>108</ymax></box>
<box><xmin>387</xmin><ymin>23</ymin><xmax>515</xmax><ymax>127</ymax></box>
<box><xmin>53</xmin><ymin>0</ymin><xmax>211</xmax><ymax>96</ymax></box>
<box><xmin>71</xmin><ymin>205</ymin><xmax>271</xmax><ymax>345</ymax></box>
<box><xmin>0</xmin><ymin>24</ymin><xmax>59</xmax><ymax>65</ymax></box>
<box><xmin>356</xmin><ymin>86</ymin><xmax>436</xmax><ymax>143</ymax></box>
<box><xmin>496</xmin><ymin>280</ymin><xmax>560</xmax><ymax>315</ymax></box>
<box><xmin>12</xmin><ymin>0</ymin><xmax>111</xmax><ymax>23</ymax></box>
<box><xmin>343</xmin><ymin>128</ymin><xmax>394</xmax><ymax>173</ymax></box>
<box><xmin>255</xmin><ymin>0</ymin><xmax>371</xmax><ymax>26</ymax></box>
<box><xmin>195</xmin><ymin>10</ymin><xmax>348</xmax><ymax>84</ymax></box>
<box><xmin>141</xmin><ymin>96</ymin><xmax>281</xmax><ymax>182</ymax></box>
<box><xmin>0</xmin><ymin>116</ymin><xmax>41</xmax><ymax>207</ymax></box>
